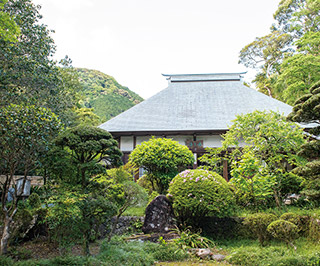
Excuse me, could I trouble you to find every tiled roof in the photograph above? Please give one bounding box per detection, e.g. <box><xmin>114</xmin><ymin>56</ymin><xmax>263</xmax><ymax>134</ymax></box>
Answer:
<box><xmin>99</xmin><ymin>73</ymin><xmax>293</xmax><ymax>133</ymax></box>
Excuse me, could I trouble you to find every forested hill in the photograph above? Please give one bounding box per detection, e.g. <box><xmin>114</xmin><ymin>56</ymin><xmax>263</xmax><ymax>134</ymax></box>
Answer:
<box><xmin>76</xmin><ymin>68</ymin><xmax>143</xmax><ymax>122</ymax></box>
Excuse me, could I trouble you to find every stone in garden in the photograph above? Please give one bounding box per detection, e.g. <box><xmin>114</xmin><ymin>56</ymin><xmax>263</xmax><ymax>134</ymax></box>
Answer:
<box><xmin>195</xmin><ymin>248</ymin><xmax>213</xmax><ymax>259</ymax></box>
<box><xmin>142</xmin><ymin>195</ymin><xmax>175</xmax><ymax>234</ymax></box>
<box><xmin>212</xmin><ymin>254</ymin><xmax>226</xmax><ymax>261</ymax></box>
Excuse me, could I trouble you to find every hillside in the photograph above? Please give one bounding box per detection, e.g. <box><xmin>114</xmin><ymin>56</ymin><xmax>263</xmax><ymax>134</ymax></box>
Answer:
<box><xmin>76</xmin><ymin>68</ymin><xmax>143</xmax><ymax>122</ymax></box>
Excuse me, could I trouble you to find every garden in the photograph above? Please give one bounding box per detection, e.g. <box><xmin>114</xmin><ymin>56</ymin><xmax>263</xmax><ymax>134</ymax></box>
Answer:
<box><xmin>1</xmin><ymin>0</ymin><xmax>320</xmax><ymax>265</ymax></box>
<box><xmin>0</xmin><ymin>81</ymin><xmax>320</xmax><ymax>265</ymax></box>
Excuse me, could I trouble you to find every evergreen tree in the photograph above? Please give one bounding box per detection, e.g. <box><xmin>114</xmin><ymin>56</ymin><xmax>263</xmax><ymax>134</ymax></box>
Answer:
<box><xmin>288</xmin><ymin>81</ymin><xmax>320</xmax><ymax>202</ymax></box>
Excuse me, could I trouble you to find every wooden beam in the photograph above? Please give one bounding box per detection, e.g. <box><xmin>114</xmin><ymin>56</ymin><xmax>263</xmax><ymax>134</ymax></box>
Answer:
<box><xmin>223</xmin><ymin>160</ymin><xmax>229</xmax><ymax>182</ymax></box>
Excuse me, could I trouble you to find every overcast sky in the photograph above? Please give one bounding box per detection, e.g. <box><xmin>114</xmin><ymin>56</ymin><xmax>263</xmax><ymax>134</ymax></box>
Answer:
<box><xmin>33</xmin><ymin>0</ymin><xmax>280</xmax><ymax>99</ymax></box>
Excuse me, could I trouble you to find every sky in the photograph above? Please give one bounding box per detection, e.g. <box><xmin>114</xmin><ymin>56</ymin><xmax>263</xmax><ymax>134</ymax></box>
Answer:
<box><xmin>33</xmin><ymin>0</ymin><xmax>280</xmax><ymax>99</ymax></box>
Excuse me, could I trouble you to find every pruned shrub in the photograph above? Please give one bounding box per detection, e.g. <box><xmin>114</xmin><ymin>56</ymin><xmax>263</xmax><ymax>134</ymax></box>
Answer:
<box><xmin>280</xmin><ymin>212</ymin><xmax>305</xmax><ymax>235</ymax></box>
<box><xmin>243</xmin><ymin>213</ymin><xmax>277</xmax><ymax>245</ymax></box>
<box><xmin>308</xmin><ymin>215</ymin><xmax>320</xmax><ymax>242</ymax></box>
<box><xmin>168</xmin><ymin>169</ymin><xmax>236</xmax><ymax>226</ymax></box>
<box><xmin>267</xmin><ymin>220</ymin><xmax>299</xmax><ymax>249</ymax></box>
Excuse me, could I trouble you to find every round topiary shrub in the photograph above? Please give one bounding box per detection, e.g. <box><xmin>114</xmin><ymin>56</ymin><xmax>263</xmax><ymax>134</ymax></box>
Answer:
<box><xmin>243</xmin><ymin>213</ymin><xmax>278</xmax><ymax>245</ymax></box>
<box><xmin>280</xmin><ymin>212</ymin><xmax>304</xmax><ymax>234</ymax></box>
<box><xmin>167</xmin><ymin>169</ymin><xmax>236</xmax><ymax>226</ymax></box>
<box><xmin>267</xmin><ymin>220</ymin><xmax>299</xmax><ymax>249</ymax></box>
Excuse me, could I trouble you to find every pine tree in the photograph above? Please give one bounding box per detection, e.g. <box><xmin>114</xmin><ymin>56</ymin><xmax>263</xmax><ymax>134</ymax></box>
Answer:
<box><xmin>288</xmin><ymin>81</ymin><xmax>320</xmax><ymax>202</ymax></box>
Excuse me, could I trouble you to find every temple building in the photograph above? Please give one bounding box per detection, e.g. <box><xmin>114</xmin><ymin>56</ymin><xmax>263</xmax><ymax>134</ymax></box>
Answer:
<box><xmin>99</xmin><ymin>72</ymin><xmax>294</xmax><ymax>179</ymax></box>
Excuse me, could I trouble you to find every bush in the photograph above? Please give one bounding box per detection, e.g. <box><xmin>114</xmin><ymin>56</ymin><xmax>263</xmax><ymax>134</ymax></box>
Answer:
<box><xmin>243</xmin><ymin>213</ymin><xmax>278</xmax><ymax>245</ymax></box>
<box><xmin>147</xmin><ymin>191</ymin><xmax>159</xmax><ymax>204</ymax></box>
<box><xmin>28</xmin><ymin>193</ymin><xmax>41</xmax><ymax>209</ymax></box>
<box><xmin>0</xmin><ymin>256</ymin><xmax>15</xmax><ymax>266</ymax></box>
<box><xmin>280</xmin><ymin>212</ymin><xmax>304</xmax><ymax>234</ymax></box>
<box><xmin>168</xmin><ymin>169</ymin><xmax>236</xmax><ymax>226</ymax></box>
<box><xmin>10</xmin><ymin>209</ymin><xmax>34</xmax><ymax>244</ymax></box>
<box><xmin>227</xmin><ymin>246</ymin><xmax>320</xmax><ymax>266</ymax></box>
<box><xmin>137</xmin><ymin>175</ymin><xmax>155</xmax><ymax>195</ymax></box>
<box><xmin>129</xmin><ymin>137</ymin><xmax>194</xmax><ymax>194</ymax></box>
<box><xmin>267</xmin><ymin>220</ymin><xmax>299</xmax><ymax>248</ymax></box>
<box><xmin>308</xmin><ymin>215</ymin><xmax>320</xmax><ymax>242</ymax></box>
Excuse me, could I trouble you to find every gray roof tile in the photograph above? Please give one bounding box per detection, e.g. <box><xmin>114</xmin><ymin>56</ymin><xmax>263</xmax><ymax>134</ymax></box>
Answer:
<box><xmin>99</xmin><ymin>73</ymin><xmax>293</xmax><ymax>133</ymax></box>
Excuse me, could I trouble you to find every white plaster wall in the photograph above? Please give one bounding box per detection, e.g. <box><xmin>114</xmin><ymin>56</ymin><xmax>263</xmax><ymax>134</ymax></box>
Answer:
<box><xmin>166</xmin><ymin>135</ymin><xmax>193</xmax><ymax>145</ymax></box>
<box><xmin>120</xmin><ymin>136</ymin><xmax>134</xmax><ymax>151</ymax></box>
<box><xmin>198</xmin><ymin>135</ymin><xmax>224</xmax><ymax>148</ymax></box>
<box><xmin>121</xmin><ymin>134</ymin><xmax>245</xmax><ymax>151</ymax></box>
<box><xmin>136</xmin><ymin>136</ymin><xmax>152</xmax><ymax>146</ymax></box>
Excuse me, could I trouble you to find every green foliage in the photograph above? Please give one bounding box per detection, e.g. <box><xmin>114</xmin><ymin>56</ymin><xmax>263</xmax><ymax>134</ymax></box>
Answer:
<box><xmin>55</xmin><ymin>125</ymin><xmax>122</xmax><ymax>188</ymax></box>
<box><xmin>98</xmin><ymin>238</ymin><xmax>155</xmax><ymax>265</ymax></box>
<box><xmin>275</xmin><ymin>32</ymin><xmax>320</xmax><ymax>104</ymax></box>
<box><xmin>0</xmin><ymin>0</ymin><xmax>80</xmax><ymax>123</ymax></box>
<box><xmin>288</xmin><ymin>80</ymin><xmax>320</xmax><ymax>204</ymax></box>
<box><xmin>226</xmin><ymin>245</ymin><xmax>320</xmax><ymax>266</ymax></box>
<box><xmin>98</xmin><ymin>237</ymin><xmax>188</xmax><ymax>265</ymax></box>
<box><xmin>0</xmin><ymin>104</ymin><xmax>61</xmax><ymax>177</ymax></box>
<box><xmin>168</xmin><ymin>169</ymin><xmax>236</xmax><ymax>226</ymax></box>
<box><xmin>146</xmin><ymin>241</ymin><xmax>189</xmax><ymax>262</ymax></box>
<box><xmin>0</xmin><ymin>0</ymin><xmax>20</xmax><ymax>42</ymax></box>
<box><xmin>148</xmin><ymin>191</ymin><xmax>160</xmax><ymax>204</ymax></box>
<box><xmin>230</xmin><ymin>151</ymin><xmax>276</xmax><ymax>210</ymax></box>
<box><xmin>92</xmin><ymin>167</ymin><xmax>147</xmax><ymax>213</ymax></box>
<box><xmin>280</xmin><ymin>212</ymin><xmax>304</xmax><ymax>234</ymax></box>
<box><xmin>73</xmin><ymin>107</ymin><xmax>101</xmax><ymax>126</ymax></box>
<box><xmin>129</xmin><ymin>137</ymin><xmax>194</xmax><ymax>194</ymax></box>
<box><xmin>91</xmin><ymin>166</ymin><xmax>147</xmax><ymax>241</ymax></box>
<box><xmin>173</xmin><ymin>228</ymin><xmax>215</xmax><ymax>250</ymax></box>
<box><xmin>10</xmin><ymin>209</ymin><xmax>33</xmax><ymax>243</ymax></box>
<box><xmin>27</xmin><ymin>193</ymin><xmax>41</xmax><ymax>209</ymax></box>
<box><xmin>243</xmin><ymin>213</ymin><xmax>278</xmax><ymax>245</ymax></box>
<box><xmin>239</xmin><ymin>0</ymin><xmax>320</xmax><ymax>104</ymax></box>
<box><xmin>0</xmin><ymin>104</ymin><xmax>61</xmax><ymax>254</ymax></box>
<box><xmin>223</xmin><ymin>111</ymin><xmax>306</xmax><ymax>208</ymax></box>
<box><xmin>0</xmin><ymin>255</ymin><xmax>15</xmax><ymax>265</ymax></box>
<box><xmin>45</xmin><ymin>187</ymin><xmax>117</xmax><ymax>253</ymax></box>
<box><xmin>76</xmin><ymin>68</ymin><xmax>143</xmax><ymax>122</ymax></box>
<box><xmin>308</xmin><ymin>215</ymin><xmax>320</xmax><ymax>242</ymax></box>
<box><xmin>198</xmin><ymin>147</ymin><xmax>226</xmax><ymax>175</ymax></box>
<box><xmin>267</xmin><ymin>220</ymin><xmax>299</xmax><ymax>248</ymax></box>
<box><xmin>137</xmin><ymin>174</ymin><xmax>157</xmax><ymax>195</ymax></box>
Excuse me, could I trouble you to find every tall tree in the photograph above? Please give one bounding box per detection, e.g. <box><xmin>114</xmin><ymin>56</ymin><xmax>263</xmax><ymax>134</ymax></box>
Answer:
<box><xmin>239</xmin><ymin>0</ymin><xmax>320</xmax><ymax>103</ymax></box>
<box><xmin>55</xmin><ymin>126</ymin><xmax>122</xmax><ymax>189</ymax></box>
<box><xmin>0</xmin><ymin>104</ymin><xmax>61</xmax><ymax>255</ymax></box>
<box><xmin>0</xmin><ymin>0</ymin><xmax>80</xmax><ymax>123</ymax></box>
<box><xmin>222</xmin><ymin>111</ymin><xmax>306</xmax><ymax>208</ymax></box>
<box><xmin>288</xmin><ymin>81</ymin><xmax>320</xmax><ymax>202</ymax></box>
<box><xmin>0</xmin><ymin>0</ymin><xmax>20</xmax><ymax>42</ymax></box>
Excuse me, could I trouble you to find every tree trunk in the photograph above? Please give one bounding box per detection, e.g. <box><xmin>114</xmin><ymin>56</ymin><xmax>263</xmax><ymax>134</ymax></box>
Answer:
<box><xmin>83</xmin><ymin>231</ymin><xmax>90</xmax><ymax>256</ymax></box>
<box><xmin>107</xmin><ymin>213</ymin><xmax>121</xmax><ymax>242</ymax></box>
<box><xmin>0</xmin><ymin>213</ymin><xmax>12</xmax><ymax>255</ymax></box>
<box><xmin>81</xmin><ymin>168</ymin><xmax>86</xmax><ymax>189</ymax></box>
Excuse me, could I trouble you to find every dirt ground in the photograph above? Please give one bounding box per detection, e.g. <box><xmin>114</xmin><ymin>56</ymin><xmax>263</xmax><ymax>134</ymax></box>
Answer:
<box><xmin>14</xmin><ymin>237</ymin><xmax>100</xmax><ymax>260</ymax></box>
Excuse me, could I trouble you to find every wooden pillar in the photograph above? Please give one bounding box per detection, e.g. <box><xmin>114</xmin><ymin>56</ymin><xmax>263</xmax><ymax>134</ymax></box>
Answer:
<box><xmin>223</xmin><ymin>160</ymin><xmax>229</xmax><ymax>182</ymax></box>
<box><xmin>134</xmin><ymin>170</ymin><xmax>139</xmax><ymax>182</ymax></box>
<box><xmin>133</xmin><ymin>136</ymin><xmax>136</xmax><ymax>149</ymax></box>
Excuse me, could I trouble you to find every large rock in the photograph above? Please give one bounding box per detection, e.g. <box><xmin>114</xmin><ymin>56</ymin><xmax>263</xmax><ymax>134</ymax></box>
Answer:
<box><xmin>142</xmin><ymin>195</ymin><xmax>176</xmax><ymax>234</ymax></box>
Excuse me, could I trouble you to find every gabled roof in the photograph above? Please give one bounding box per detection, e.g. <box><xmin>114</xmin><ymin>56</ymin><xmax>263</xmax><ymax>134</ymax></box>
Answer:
<box><xmin>99</xmin><ymin>73</ymin><xmax>293</xmax><ymax>134</ymax></box>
